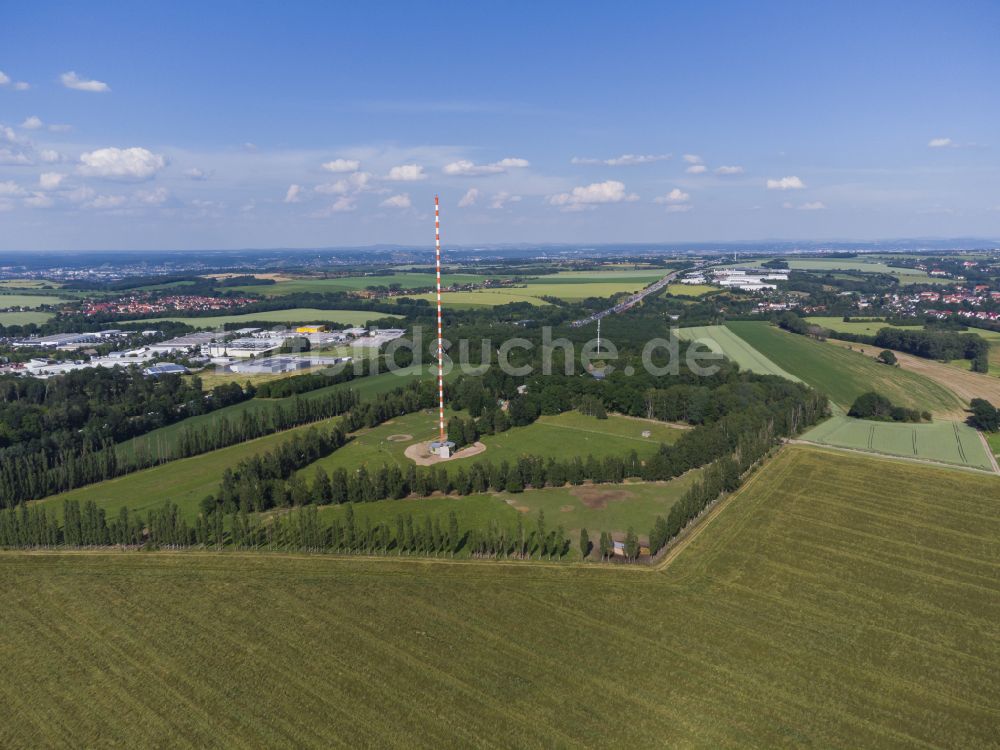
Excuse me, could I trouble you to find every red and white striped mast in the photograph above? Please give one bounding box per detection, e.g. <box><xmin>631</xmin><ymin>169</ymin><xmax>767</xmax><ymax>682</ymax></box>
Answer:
<box><xmin>434</xmin><ymin>195</ymin><xmax>446</xmax><ymax>445</ymax></box>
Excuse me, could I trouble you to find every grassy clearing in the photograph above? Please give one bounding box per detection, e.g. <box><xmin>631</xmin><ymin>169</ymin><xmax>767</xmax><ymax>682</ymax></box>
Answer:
<box><xmin>675</xmin><ymin>325</ymin><xmax>800</xmax><ymax>380</ymax></box>
<box><xmin>494</xmin><ymin>474</ymin><xmax>701</xmax><ymax>544</ymax></box>
<box><xmin>0</xmin><ymin>294</ymin><xmax>68</xmax><ymax>308</ymax></box>
<box><xmin>36</xmin><ymin>417</ymin><xmax>348</xmax><ymax>521</ymax></box>
<box><xmin>665</xmin><ymin>283</ymin><xmax>717</xmax><ymax>297</ymax></box>
<box><xmin>800</xmin><ymin>415</ymin><xmax>993</xmax><ymax>470</ymax></box>
<box><xmin>307</xmin><ymin>473</ymin><xmax>700</xmax><ymax>555</ymax></box>
<box><xmin>298</xmin><ymin>410</ymin><xmax>684</xmax><ymax>479</ymax></box>
<box><xmin>803</xmin><ymin>316</ymin><xmax>923</xmax><ymax>336</ymax></box>
<box><xmin>3</xmin><ymin>446</ymin><xmax>999</xmax><ymax>746</ymax></box>
<box><xmin>123</xmin><ymin>308</ymin><xmax>400</xmax><ymax>327</ymax></box>
<box><xmin>118</xmin><ymin>364</ymin><xmax>446</xmax><ymax>462</ymax></box>
<box><xmin>404</xmin><ymin>289</ymin><xmax>554</xmax><ymax>308</ymax></box>
<box><xmin>0</xmin><ymin>311</ymin><xmax>54</xmax><ymax>326</ymax></box>
<box><xmin>726</xmin><ymin>321</ymin><xmax>964</xmax><ymax>415</ymax></box>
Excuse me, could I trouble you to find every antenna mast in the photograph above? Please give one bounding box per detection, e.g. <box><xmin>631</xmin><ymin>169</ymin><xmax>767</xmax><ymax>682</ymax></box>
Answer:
<box><xmin>435</xmin><ymin>195</ymin><xmax>446</xmax><ymax>445</ymax></box>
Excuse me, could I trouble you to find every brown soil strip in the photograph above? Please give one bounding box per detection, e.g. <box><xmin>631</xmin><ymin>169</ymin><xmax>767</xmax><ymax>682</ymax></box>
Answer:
<box><xmin>568</xmin><ymin>485</ymin><xmax>634</xmax><ymax>509</ymax></box>
<box><xmin>386</xmin><ymin>434</ymin><xmax>412</xmax><ymax>442</ymax></box>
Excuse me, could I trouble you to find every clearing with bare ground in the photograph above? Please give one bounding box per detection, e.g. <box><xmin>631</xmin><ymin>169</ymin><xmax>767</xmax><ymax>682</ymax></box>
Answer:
<box><xmin>386</xmin><ymin>434</ymin><xmax>412</xmax><ymax>442</ymax></box>
<box><xmin>404</xmin><ymin>441</ymin><xmax>487</xmax><ymax>466</ymax></box>
<box><xmin>569</xmin><ymin>485</ymin><xmax>634</xmax><ymax>509</ymax></box>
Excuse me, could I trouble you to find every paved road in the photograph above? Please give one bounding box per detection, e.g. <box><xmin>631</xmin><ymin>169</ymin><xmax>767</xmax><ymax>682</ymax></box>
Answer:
<box><xmin>568</xmin><ymin>269</ymin><xmax>683</xmax><ymax>328</ymax></box>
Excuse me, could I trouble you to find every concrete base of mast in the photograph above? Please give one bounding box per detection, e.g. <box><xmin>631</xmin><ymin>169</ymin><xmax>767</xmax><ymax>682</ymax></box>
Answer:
<box><xmin>429</xmin><ymin>440</ymin><xmax>456</xmax><ymax>459</ymax></box>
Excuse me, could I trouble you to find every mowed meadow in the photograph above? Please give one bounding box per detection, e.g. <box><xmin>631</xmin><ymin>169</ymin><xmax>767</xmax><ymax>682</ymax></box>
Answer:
<box><xmin>2</xmin><ymin>446</ymin><xmax>998</xmax><ymax>747</ymax></box>
<box><xmin>726</xmin><ymin>321</ymin><xmax>965</xmax><ymax>416</ymax></box>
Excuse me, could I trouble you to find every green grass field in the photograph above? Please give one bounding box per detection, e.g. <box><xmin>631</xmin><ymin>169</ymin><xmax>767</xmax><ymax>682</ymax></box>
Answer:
<box><xmin>726</xmin><ymin>321</ymin><xmax>964</xmax><ymax>415</ymax></box>
<box><xmin>664</xmin><ymin>283</ymin><xmax>717</xmax><ymax>297</ymax></box>
<box><xmin>118</xmin><ymin>364</ymin><xmax>448</xmax><ymax>463</ymax></box>
<box><xmin>800</xmin><ymin>415</ymin><xmax>993</xmax><ymax>470</ymax></box>
<box><xmin>0</xmin><ymin>293</ymin><xmax>68</xmax><ymax>308</ymax></box>
<box><xmin>307</xmin><ymin>473</ymin><xmax>700</xmax><ymax>554</ymax></box>
<box><xmin>675</xmin><ymin>325</ymin><xmax>801</xmax><ymax>380</ymax></box>
<box><xmin>988</xmin><ymin>431</ymin><xmax>1000</xmax><ymax>458</ymax></box>
<box><xmin>803</xmin><ymin>316</ymin><xmax>924</xmax><ymax>337</ymax></box>
<box><xmin>298</xmin><ymin>410</ymin><xmax>684</xmax><ymax>480</ymax></box>
<box><xmin>42</xmin><ymin>382</ymin><xmax>675</xmax><ymax>523</ymax></box>
<box><xmin>754</xmin><ymin>258</ymin><xmax>955</xmax><ymax>285</ymax></box>
<box><xmin>0</xmin><ymin>279</ymin><xmax>63</xmax><ymax>289</ymax></box>
<box><xmin>493</xmin><ymin>473</ymin><xmax>701</xmax><ymax>545</ymax></box>
<box><xmin>228</xmin><ymin>273</ymin><xmax>497</xmax><ymax>296</ymax></box>
<box><xmin>4</xmin><ymin>445</ymin><xmax>999</xmax><ymax>746</ymax></box>
<box><xmin>0</xmin><ymin>311</ymin><xmax>54</xmax><ymax>326</ymax></box>
<box><xmin>405</xmin><ymin>270</ymin><xmax>669</xmax><ymax>307</ymax></box>
<box><xmin>124</xmin><ymin>308</ymin><xmax>401</xmax><ymax>327</ymax></box>
<box><xmin>37</xmin><ymin>417</ymin><xmax>349</xmax><ymax>521</ymax></box>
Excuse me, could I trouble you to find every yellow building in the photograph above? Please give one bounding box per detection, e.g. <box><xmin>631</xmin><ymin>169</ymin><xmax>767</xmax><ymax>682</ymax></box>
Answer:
<box><xmin>295</xmin><ymin>325</ymin><xmax>327</xmax><ymax>334</ymax></box>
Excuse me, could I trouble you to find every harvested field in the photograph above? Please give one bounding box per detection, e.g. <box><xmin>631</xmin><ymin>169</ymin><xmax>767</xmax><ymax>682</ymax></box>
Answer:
<box><xmin>828</xmin><ymin>337</ymin><xmax>1000</xmax><ymax>408</ymax></box>
<box><xmin>3</xmin><ymin>446</ymin><xmax>999</xmax><ymax>746</ymax></box>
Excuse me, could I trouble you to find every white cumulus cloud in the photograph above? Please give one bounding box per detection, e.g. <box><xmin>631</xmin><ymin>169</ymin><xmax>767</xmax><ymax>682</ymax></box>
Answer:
<box><xmin>380</xmin><ymin>193</ymin><xmax>411</xmax><ymax>208</ymax></box>
<box><xmin>386</xmin><ymin>164</ymin><xmax>426</xmax><ymax>181</ymax></box>
<box><xmin>284</xmin><ymin>184</ymin><xmax>303</xmax><ymax>203</ymax></box>
<box><xmin>38</xmin><ymin>173</ymin><xmax>66</xmax><ymax>190</ymax></box>
<box><xmin>458</xmin><ymin>188</ymin><xmax>479</xmax><ymax>207</ymax></box>
<box><xmin>685</xmin><ymin>164</ymin><xmax>708</xmax><ymax>174</ymax></box>
<box><xmin>331</xmin><ymin>196</ymin><xmax>356</xmax><ymax>212</ymax></box>
<box><xmin>0</xmin><ymin>181</ymin><xmax>26</xmax><ymax>197</ymax></box>
<box><xmin>21</xmin><ymin>116</ymin><xmax>43</xmax><ymax>131</ymax></box>
<box><xmin>25</xmin><ymin>193</ymin><xmax>54</xmax><ymax>208</ymax></box>
<box><xmin>653</xmin><ymin>188</ymin><xmax>690</xmax><ymax>204</ymax></box>
<box><xmin>927</xmin><ymin>137</ymin><xmax>953</xmax><ymax>148</ymax></box>
<box><xmin>682</xmin><ymin>154</ymin><xmax>703</xmax><ymax>164</ymax></box>
<box><xmin>61</xmin><ymin>71</ymin><xmax>110</xmax><ymax>93</ymax></box>
<box><xmin>766</xmin><ymin>175</ymin><xmax>805</xmax><ymax>190</ymax></box>
<box><xmin>571</xmin><ymin>153</ymin><xmax>671</xmax><ymax>166</ymax></box>
<box><xmin>549</xmin><ymin>180</ymin><xmax>638</xmax><ymax>209</ymax></box>
<box><xmin>0</xmin><ymin>71</ymin><xmax>29</xmax><ymax>90</ymax></box>
<box><xmin>714</xmin><ymin>165</ymin><xmax>744</xmax><ymax>175</ymax></box>
<box><xmin>84</xmin><ymin>194</ymin><xmax>128</xmax><ymax>210</ymax></box>
<box><xmin>442</xmin><ymin>157</ymin><xmax>529</xmax><ymax>176</ymax></box>
<box><xmin>78</xmin><ymin>147</ymin><xmax>166</xmax><ymax>181</ymax></box>
<box><xmin>136</xmin><ymin>187</ymin><xmax>169</xmax><ymax>205</ymax></box>
<box><xmin>184</xmin><ymin>167</ymin><xmax>209</xmax><ymax>180</ymax></box>
<box><xmin>322</xmin><ymin>158</ymin><xmax>361</xmax><ymax>173</ymax></box>
<box><xmin>490</xmin><ymin>192</ymin><xmax>522</xmax><ymax>209</ymax></box>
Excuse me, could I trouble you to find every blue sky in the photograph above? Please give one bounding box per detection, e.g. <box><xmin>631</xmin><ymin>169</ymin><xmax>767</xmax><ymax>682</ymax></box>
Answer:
<box><xmin>1</xmin><ymin>1</ymin><xmax>999</xmax><ymax>251</ymax></box>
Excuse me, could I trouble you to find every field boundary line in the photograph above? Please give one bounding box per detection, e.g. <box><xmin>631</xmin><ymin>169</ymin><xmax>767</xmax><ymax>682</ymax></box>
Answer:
<box><xmin>977</xmin><ymin>432</ymin><xmax>1000</xmax><ymax>474</ymax></box>
<box><xmin>649</xmin><ymin>449</ymin><xmax>780</xmax><ymax>573</ymax></box>
<box><xmin>787</xmin><ymin>439</ymin><xmax>1000</xmax><ymax>476</ymax></box>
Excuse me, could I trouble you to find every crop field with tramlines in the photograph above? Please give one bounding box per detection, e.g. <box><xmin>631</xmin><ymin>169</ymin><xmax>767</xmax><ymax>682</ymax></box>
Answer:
<box><xmin>800</xmin><ymin>415</ymin><xmax>993</xmax><ymax>470</ymax></box>
<box><xmin>3</xmin><ymin>446</ymin><xmax>998</xmax><ymax>747</ymax></box>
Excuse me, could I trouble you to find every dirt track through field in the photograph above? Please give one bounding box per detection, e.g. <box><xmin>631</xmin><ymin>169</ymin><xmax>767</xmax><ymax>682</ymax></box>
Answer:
<box><xmin>828</xmin><ymin>338</ymin><xmax>1000</xmax><ymax>417</ymax></box>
